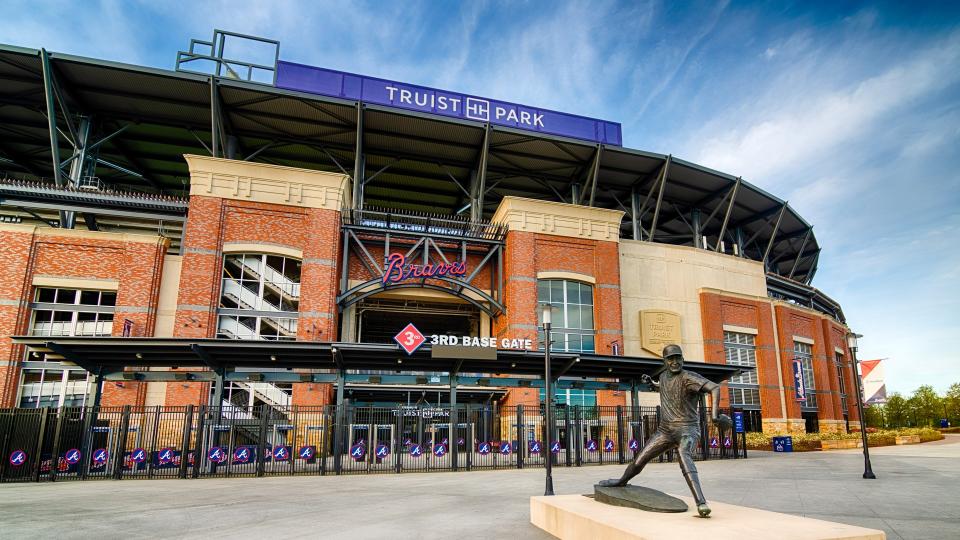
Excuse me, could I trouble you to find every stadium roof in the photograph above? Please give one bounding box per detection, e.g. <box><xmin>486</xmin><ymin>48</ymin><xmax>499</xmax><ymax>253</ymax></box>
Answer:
<box><xmin>0</xmin><ymin>42</ymin><xmax>821</xmax><ymax>289</ymax></box>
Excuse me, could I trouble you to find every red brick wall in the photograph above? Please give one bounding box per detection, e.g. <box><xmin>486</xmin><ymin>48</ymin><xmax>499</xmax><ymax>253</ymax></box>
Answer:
<box><xmin>497</xmin><ymin>232</ymin><xmax>624</xmax><ymax>408</ymax></box>
<box><xmin>775</xmin><ymin>305</ymin><xmax>841</xmax><ymax>421</ymax></box>
<box><xmin>0</xmin><ymin>227</ymin><xmax>168</xmax><ymax>407</ymax></box>
<box><xmin>700</xmin><ymin>292</ymin><xmax>780</xmax><ymax>416</ymax></box>
<box><xmin>291</xmin><ymin>383</ymin><xmax>333</xmax><ymax>406</ymax></box>
<box><xmin>166</xmin><ymin>196</ymin><xmax>341</xmax><ymax>406</ymax></box>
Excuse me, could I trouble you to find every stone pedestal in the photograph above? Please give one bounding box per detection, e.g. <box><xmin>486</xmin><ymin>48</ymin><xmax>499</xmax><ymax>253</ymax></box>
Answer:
<box><xmin>530</xmin><ymin>494</ymin><xmax>885</xmax><ymax>540</ymax></box>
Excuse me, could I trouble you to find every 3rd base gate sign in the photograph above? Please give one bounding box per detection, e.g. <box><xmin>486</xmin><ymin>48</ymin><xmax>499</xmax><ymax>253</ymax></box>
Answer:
<box><xmin>394</xmin><ymin>323</ymin><xmax>533</xmax><ymax>356</ymax></box>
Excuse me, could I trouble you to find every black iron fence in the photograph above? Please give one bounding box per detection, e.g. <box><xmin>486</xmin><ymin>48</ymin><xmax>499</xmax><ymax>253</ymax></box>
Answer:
<box><xmin>0</xmin><ymin>404</ymin><xmax>746</xmax><ymax>483</ymax></box>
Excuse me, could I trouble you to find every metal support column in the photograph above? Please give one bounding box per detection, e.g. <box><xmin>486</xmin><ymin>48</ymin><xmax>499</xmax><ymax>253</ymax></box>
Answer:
<box><xmin>763</xmin><ymin>204</ymin><xmax>788</xmax><ymax>269</ymax></box>
<box><xmin>333</xmin><ymin>369</ymin><xmax>345</xmax><ymax>475</ymax></box>
<box><xmin>352</xmin><ymin>103</ymin><xmax>365</xmax><ymax>209</ymax></box>
<box><xmin>449</xmin><ymin>375</ymin><xmax>458</xmax><ymax>471</ymax></box>
<box><xmin>471</xmin><ymin>124</ymin><xmax>491</xmax><ymax>221</ymax></box>
<box><xmin>630</xmin><ymin>188</ymin><xmax>641</xmax><ymax>240</ymax></box>
<box><xmin>692</xmin><ymin>209</ymin><xmax>702</xmax><ymax>248</ymax></box>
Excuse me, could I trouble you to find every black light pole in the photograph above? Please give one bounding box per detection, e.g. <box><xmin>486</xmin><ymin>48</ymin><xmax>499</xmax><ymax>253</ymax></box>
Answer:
<box><xmin>542</xmin><ymin>303</ymin><xmax>555</xmax><ymax>496</ymax></box>
<box><xmin>847</xmin><ymin>332</ymin><xmax>876</xmax><ymax>479</ymax></box>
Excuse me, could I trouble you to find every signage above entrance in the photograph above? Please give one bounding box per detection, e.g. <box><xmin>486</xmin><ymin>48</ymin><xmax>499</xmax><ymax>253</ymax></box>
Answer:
<box><xmin>383</xmin><ymin>253</ymin><xmax>467</xmax><ymax>285</ymax></box>
<box><xmin>275</xmin><ymin>61</ymin><xmax>622</xmax><ymax>145</ymax></box>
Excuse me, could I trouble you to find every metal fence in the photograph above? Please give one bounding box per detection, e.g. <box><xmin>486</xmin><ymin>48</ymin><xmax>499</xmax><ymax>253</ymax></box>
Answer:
<box><xmin>0</xmin><ymin>404</ymin><xmax>746</xmax><ymax>483</ymax></box>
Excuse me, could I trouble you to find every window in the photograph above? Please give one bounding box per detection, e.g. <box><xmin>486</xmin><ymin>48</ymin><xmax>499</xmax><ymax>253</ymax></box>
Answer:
<box><xmin>19</xmin><ymin>287</ymin><xmax>115</xmax><ymax>408</ymax></box>
<box><xmin>835</xmin><ymin>352</ymin><xmax>848</xmax><ymax>413</ymax></box>
<box><xmin>537</xmin><ymin>279</ymin><xmax>595</xmax><ymax>353</ymax></box>
<box><xmin>724</xmin><ymin>331</ymin><xmax>761</xmax><ymax>408</ymax></box>
<box><xmin>217</xmin><ymin>254</ymin><xmax>300</xmax><ymax>341</ymax></box>
<box><xmin>539</xmin><ymin>387</ymin><xmax>597</xmax><ymax>407</ymax></box>
<box><xmin>794</xmin><ymin>341</ymin><xmax>817</xmax><ymax>410</ymax></box>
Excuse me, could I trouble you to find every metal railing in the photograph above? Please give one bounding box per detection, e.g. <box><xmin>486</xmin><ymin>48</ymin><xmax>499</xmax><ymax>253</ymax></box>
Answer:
<box><xmin>343</xmin><ymin>207</ymin><xmax>508</xmax><ymax>242</ymax></box>
<box><xmin>0</xmin><ymin>404</ymin><xmax>745</xmax><ymax>483</ymax></box>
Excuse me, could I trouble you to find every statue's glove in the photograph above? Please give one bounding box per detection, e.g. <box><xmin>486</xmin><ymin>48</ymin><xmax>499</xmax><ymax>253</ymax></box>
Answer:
<box><xmin>715</xmin><ymin>414</ymin><xmax>733</xmax><ymax>432</ymax></box>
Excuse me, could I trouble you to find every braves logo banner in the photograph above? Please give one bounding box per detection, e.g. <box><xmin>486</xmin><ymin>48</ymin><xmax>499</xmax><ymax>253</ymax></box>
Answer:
<box><xmin>275</xmin><ymin>62</ymin><xmax>622</xmax><ymax>146</ymax></box>
<box><xmin>792</xmin><ymin>359</ymin><xmax>807</xmax><ymax>402</ymax></box>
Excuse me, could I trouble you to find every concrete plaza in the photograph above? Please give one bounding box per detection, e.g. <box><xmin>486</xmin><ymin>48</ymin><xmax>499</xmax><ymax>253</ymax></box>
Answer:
<box><xmin>1</xmin><ymin>435</ymin><xmax>957</xmax><ymax>539</ymax></box>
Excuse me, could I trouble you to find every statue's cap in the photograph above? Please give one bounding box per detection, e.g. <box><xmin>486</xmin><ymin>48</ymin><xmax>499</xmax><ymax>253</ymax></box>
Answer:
<box><xmin>662</xmin><ymin>344</ymin><xmax>683</xmax><ymax>359</ymax></box>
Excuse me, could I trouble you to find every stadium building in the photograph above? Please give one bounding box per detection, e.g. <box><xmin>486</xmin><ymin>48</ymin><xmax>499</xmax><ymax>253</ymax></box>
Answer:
<box><xmin>0</xmin><ymin>30</ymin><xmax>858</xmax><ymax>451</ymax></box>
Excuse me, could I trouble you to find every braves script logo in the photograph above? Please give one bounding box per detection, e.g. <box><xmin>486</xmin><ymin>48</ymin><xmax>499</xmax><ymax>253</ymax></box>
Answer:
<box><xmin>382</xmin><ymin>253</ymin><xmax>467</xmax><ymax>285</ymax></box>
<box><xmin>9</xmin><ymin>450</ymin><xmax>27</xmax><ymax>467</ymax></box>
<box><xmin>550</xmin><ymin>441</ymin><xmax>561</xmax><ymax>454</ymax></box>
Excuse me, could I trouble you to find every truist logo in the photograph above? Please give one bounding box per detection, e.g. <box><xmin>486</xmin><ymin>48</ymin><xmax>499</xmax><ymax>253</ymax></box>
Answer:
<box><xmin>382</xmin><ymin>253</ymin><xmax>467</xmax><ymax>285</ymax></box>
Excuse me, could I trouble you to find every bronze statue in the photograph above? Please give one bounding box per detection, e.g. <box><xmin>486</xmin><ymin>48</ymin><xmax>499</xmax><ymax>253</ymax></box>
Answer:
<box><xmin>599</xmin><ymin>344</ymin><xmax>731</xmax><ymax>517</ymax></box>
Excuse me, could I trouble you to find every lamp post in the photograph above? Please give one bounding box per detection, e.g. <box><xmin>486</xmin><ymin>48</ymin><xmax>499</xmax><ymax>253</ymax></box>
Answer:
<box><xmin>542</xmin><ymin>303</ymin><xmax>555</xmax><ymax>496</ymax></box>
<box><xmin>847</xmin><ymin>332</ymin><xmax>876</xmax><ymax>479</ymax></box>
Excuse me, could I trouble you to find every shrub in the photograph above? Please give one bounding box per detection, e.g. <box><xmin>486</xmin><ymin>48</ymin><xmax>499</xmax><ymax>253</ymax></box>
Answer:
<box><xmin>744</xmin><ymin>427</ymin><xmax>943</xmax><ymax>451</ymax></box>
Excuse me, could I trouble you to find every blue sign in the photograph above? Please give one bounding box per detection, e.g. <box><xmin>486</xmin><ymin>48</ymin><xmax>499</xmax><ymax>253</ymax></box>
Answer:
<box><xmin>9</xmin><ymin>449</ymin><xmax>27</xmax><ymax>467</ymax></box>
<box><xmin>275</xmin><ymin>62</ymin><xmax>622</xmax><ymax>146</ymax></box>
<box><xmin>550</xmin><ymin>441</ymin><xmax>561</xmax><ymax>454</ymax></box>
<box><xmin>792</xmin><ymin>359</ymin><xmax>807</xmax><ymax>402</ymax></box>
<box><xmin>91</xmin><ymin>448</ymin><xmax>108</xmax><ymax>466</ymax></box>
<box><xmin>273</xmin><ymin>446</ymin><xmax>290</xmax><ymax>461</ymax></box>
<box><xmin>157</xmin><ymin>448</ymin><xmax>175</xmax><ymax>464</ymax></box>
<box><xmin>723</xmin><ymin>437</ymin><xmax>732</xmax><ymax>449</ymax></box>
<box><xmin>433</xmin><ymin>444</ymin><xmax>447</xmax><ymax>457</ymax></box>
<box><xmin>375</xmin><ymin>443</ymin><xmax>390</xmax><ymax>459</ymax></box>
<box><xmin>213</xmin><ymin>425</ymin><xmax>231</xmax><ymax>432</ymax></box>
<box><xmin>91</xmin><ymin>426</ymin><xmax>110</xmax><ymax>433</ymax></box>
<box><xmin>628</xmin><ymin>439</ymin><xmax>639</xmax><ymax>451</ymax></box>
<box><xmin>298</xmin><ymin>446</ymin><xmax>315</xmax><ymax>460</ymax></box>
<box><xmin>403</xmin><ymin>437</ymin><xmax>412</xmax><ymax>446</ymax></box>
<box><xmin>604</xmin><ymin>439</ymin><xmax>615</xmax><ymax>452</ymax></box>
<box><xmin>409</xmin><ymin>444</ymin><xmax>424</xmax><ymax>458</ymax></box>
<box><xmin>500</xmin><ymin>442</ymin><xmax>512</xmax><ymax>455</ymax></box>
<box><xmin>733</xmin><ymin>411</ymin><xmax>745</xmax><ymax>433</ymax></box>
<box><xmin>64</xmin><ymin>448</ymin><xmax>82</xmax><ymax>465</ymax></box>
<box><xmin>350</xmin><ymin>443</ymin><xmax>366</xmax><ymax>461</ymax></box>
<box><xmin>585</xmin><ymin>439</ymin><xmax>598</xmax><ymax>452</ymax></box>
<box><xmin>208</xmin><ymin>446</ymin><xmax>227</xmax><ymax>463</ymax></box>
<box><xmin>529</xmin><ymin>440</ymin><xmax>542</xmax><ymax>455</ymax></box>
<box><xmin>709</xmin><ymin>437</ymin><xmax>719</xmax><ymax>449</ymax></box>
<box><xmin>477</xmin><ymin>442</ymin><xmax>491</xmax><ymax>455</ymax></box>
<box><xmin>773</xmin><ymin>436</ymin><xmax>793</xmax><ymax>453</ymax></box>
<box><xmin>233</xmin><ymin>447</ymin><xmax>253</xmax><ymax>464</ymax></box>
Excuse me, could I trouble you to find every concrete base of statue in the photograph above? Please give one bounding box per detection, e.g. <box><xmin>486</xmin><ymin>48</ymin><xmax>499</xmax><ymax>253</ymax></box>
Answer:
<box><xmin>530</xmin><ymin>493</ymin><xmax>885</xmax><ymax>540</ymax></box>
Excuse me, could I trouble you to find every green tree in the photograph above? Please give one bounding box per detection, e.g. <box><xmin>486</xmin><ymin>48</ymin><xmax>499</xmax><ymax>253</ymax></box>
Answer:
<box><xmin>944</xmin><ymin>383</ymin><xmax>960</xmax><ymax>426</ymax></box>
<box><xmin>863</xmin><ymin>404</ymin><xmax>884</xmax><ymax>428</ymax></box>
<box><xmin>885</xmin><ymin>393</ymin><xmax>907</xmax><ymax>428</ymax></box>
<box><xmin>909</xmin><ymin>385</ymin><xmax>941</xmax><ymax>427</ymax></box>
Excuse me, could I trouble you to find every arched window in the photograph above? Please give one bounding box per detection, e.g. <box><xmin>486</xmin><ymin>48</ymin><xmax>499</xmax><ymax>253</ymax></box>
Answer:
<box><xmin>217</xmin><ymin>254</ymin><xmax>300</xmax><ymax>340</ymax></box>
<box><xmin>536</xmin><ymin>279</ymin><xmax>595</xmax><ymax>353</ymax></box>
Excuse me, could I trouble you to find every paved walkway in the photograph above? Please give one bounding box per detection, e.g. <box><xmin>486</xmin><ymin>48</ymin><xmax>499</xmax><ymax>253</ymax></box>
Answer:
<box><xmin>1</xmin><ymin>435</ymin><xmax>958</xmax><ymax>539</ymax></box>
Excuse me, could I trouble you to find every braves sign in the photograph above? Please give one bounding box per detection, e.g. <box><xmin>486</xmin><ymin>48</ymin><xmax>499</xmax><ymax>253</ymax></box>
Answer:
<box><xmin>792</xmin><ymin>359</ymin><xmax>807</xmax><ymax>402</ymax></box>
<box><xmin>382</xmin><ymin>253</ymin><xmax>467</xmax><ymax>285</ymax></box>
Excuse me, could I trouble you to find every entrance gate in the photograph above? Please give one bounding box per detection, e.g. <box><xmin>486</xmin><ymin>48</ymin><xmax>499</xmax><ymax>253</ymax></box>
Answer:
<box><xmin>0</xmin><ymin>404</ymin><xmax>745</xmax><ymax>482</ymax></box>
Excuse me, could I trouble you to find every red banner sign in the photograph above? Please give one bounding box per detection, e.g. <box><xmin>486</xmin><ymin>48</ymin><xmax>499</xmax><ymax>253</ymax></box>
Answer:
<box><xmin>382</xmin><ymin>252</ymin><xmax>467</xmax><ymax>285</ymax></box>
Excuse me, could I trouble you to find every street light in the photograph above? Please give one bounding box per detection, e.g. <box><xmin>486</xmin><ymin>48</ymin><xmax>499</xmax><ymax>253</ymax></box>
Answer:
<box><xmin>542</xmin><ymin>303</ymin><xmax>555</xmax><ymax>496</ymax></box>
<box><xmin>847</xmin><ymin>332</ymin><xmax>876</xmax><ymax>479</ymax></box>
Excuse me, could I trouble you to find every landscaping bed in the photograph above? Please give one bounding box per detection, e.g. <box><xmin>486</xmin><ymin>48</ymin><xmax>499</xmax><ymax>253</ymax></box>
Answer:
<box><xmin>745</xmin><ymin>427</ymin><xmax>944</xmax><ymax>452</ymax></box>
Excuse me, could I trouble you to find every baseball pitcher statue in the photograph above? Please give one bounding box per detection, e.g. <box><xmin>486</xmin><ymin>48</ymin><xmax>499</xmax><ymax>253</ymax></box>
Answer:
<box><xmin>599</xmin><ymin>344</ymin><xmax>732</xmax><ymax>517</ymax></box>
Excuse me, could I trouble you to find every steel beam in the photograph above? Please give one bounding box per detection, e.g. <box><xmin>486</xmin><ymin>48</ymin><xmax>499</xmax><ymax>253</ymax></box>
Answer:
<box><xmin>40</xmin><ymin>50</ymin><xmax>66</xmax><ymax>209</ymax></box>
<box><xmin>472</xmin><ymin>124</ymin><xmax>491</xmax><ymax>221</ymax></box>
<box><xmin>762</xmin><ymin>203</ymin><xmax>788</xmax><ymax>268</ymax></box>
<box><xmin>788</xmin><ymin>229</ymin><xmax>812</xmax><ymax>279</ymax></box>
<box><xmin>714</xmin><ymin>176</ymin><xmax>741</xmax><ymax>252</ymax></box>
<box><xmin>630</xmin><ymin>188</ymin><xmax>641</xmax><ymax>240</ymax></box>
<box><xmin>647</xmin><ymin>155</ymin><xmax>671</xmax><ymax>241</ymax></box>
<box><xmin>585</xmin><ymin>145</ymin><xmax>602</xmax><ymax>206</ymax></box>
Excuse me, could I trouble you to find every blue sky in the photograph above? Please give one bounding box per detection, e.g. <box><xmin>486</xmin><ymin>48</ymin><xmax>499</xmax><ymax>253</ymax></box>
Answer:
<box><xmin>3</xmin><ymin>1</ymin><xmax>958</xmax><ymax>395</ymax></box>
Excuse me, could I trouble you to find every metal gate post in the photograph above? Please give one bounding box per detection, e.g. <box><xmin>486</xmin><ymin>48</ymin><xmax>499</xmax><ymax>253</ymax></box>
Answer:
<box><xmin>699</xmin><ymin>395</ymin><xmax>709</xmax><ymax>461</ymax></box>
<box><xmin>465</xmin><ymin>404</ymin><xmax>472</xmax><ymax>471</ymax></box>
<box><xmin>112</xmin><ymin>405</ymin><xmax>131</xmax><ymax>480</ymax></box>
<box><xmin>79</xmin><ymin>405</ymin><xmax>95</xmax><ymax>480</ymax></box>
<box><xmin>394</xmin><ymin>406</ymin><xmax>402</xmax><ymax>474</ymax></box>
<box><xmin>179</xmin><ymin>405</ymin><xmax>193</xmax><ymax>479</ymax></box>
<box><xmin>574</xmin><ymin>406</ymin><xmax>582</xmax><ymax>467</ymax></box>
<box><xmin>256</xmin><ymin>405</ymin><xmax>269</xmax><ymax>477</ymax></box>
<box><xmin>564</xmin><ymin>406</ymin><xmax>572</xmax><ymax>467</ymax></box>
<box><xmin>616</xmin><ymin>406</ymin><xmax>625</xmax><ymax>465</ymax></box>
<box><xmin>333</xmin><ymin>370</ymin><xmax>345</xmax><ymax>475</ymax></box>
<box><xmin>147</xmin><ymin>405</ymin><xmax>162</xmax><ymax>478</ymax></box>
<box><xmin>32</xmin><ymin>408</ymin><xmax>51</xmax><ymax>483</ymax></box>
<box><xmin>48</xmin><ymin>406</ymin><xmax>66</xmax><ymax>482</ymax></box>
<box><xmin>516</xmin><ymin>405</ymin><xmax>523</xmax><ymax>469</ymax></box>
<box><xmin>192</xmin><ymin>406</ymin><xmax>206</xmax><ymax>479</ymax></box>
<box><xmin>450</xmin><ymin>376</ymin><xmax>458</xmax><ymax>472</ymax></box>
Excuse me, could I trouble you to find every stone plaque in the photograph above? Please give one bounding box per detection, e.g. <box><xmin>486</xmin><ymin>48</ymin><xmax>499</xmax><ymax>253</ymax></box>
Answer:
<box><xmin>640</xmin><ymin>310</ymin><xmax>681</xmax><ymax>357</ymax></box>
